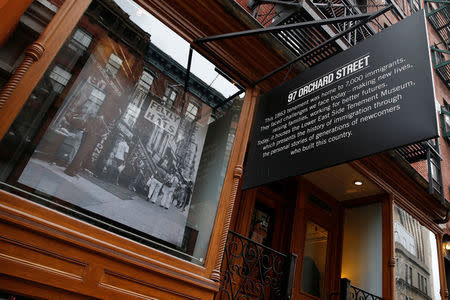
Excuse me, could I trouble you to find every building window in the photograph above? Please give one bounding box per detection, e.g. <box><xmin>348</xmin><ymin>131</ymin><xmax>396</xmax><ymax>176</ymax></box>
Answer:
<box><xmin>85</xmin><ymin>87</ymin><xmax>106</xmax><ymax>116</ymax></box>
<box><xmin>185</xmin><ymin>102</ymin><xmax>199</xmax><ymax>120</ymax></box>
<box><xmin>105</xmin><ymin>53</ymin><xmax>123</xmax><ymax>76</ymax></box>
<box><xmin>441</xmin><ymin>101</ymin><xmax>450</xmax><ymax>142</ymax></box>
<box><xmin>123</xmin><ymin>71</ymin><xmax>154</xmax><ymax>127</ymax></box>
<box><xmin>394</xmin><ymin>206</ymin><xmax>440</xmax><ymax>300</ymax></box>
<box><xmin>138</xmin><ymin>70</ymin><xmax>154</xmax><ymax>93</ymax></box>
<box><xmin>162</xmin><ymin>86</ymin><xmax>177</xmax><ymax>106</ymax></box>
<box><xmin>418</xmin><ymin>274</ymin><xmax>428</xmax><ymax>294</ymax></box>
<box><xmin>405</xmin><ymin>264</ymin><xmax>412</xmax><ymax>285</ymax></box>
<box><xmin>68</xmin><ymin>28</ymin><xmax>93</xmax><ymax>53</ymax></box>
<box><xmin>49</xmin><ymin>65</ymin><xmax>72</xmax><ymax>93</ymax></box>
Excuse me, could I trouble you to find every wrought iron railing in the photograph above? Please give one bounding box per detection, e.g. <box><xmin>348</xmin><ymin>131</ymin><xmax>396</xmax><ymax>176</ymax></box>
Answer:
<box><xmin>350</xmin><ymin>285</ymin><xmax>384</xmax><ymax>300</ymax></box>
<box><xmin>340</xmin><ymin>278</ymin><xmax>384</xmax><ymax>300</ymax></box>
<box><xmin>215</xmin><ymin>230</ymin><xmax>293</xmax><ymax>300</ymax></box>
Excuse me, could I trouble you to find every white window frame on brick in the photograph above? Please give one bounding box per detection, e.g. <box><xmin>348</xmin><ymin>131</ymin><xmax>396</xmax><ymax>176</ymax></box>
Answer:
<box><xmin>84</xmin><ymin>87</ymin><xmax>106</xmax><ymax>116</ymax></box>
<box><xmin>69</xmin><ymin>28</ymin><xmax>93</xmax><ymax>52</ymax></box>
<box><xmin>162</xmin><ymin>85</ymin><xmax>178</xmax><ymax>107</ymax></box>
<box><xmin>185</xmin><ymin>102</ymin><xmax>199</xmax><ymax>120</ymax></box>
<box><xmin>106</xmin><ymin>53</ymin><xmax>123</xmax><ymax>76</ymax></box>
<box><xmin>49</xmin><ymin>65</ymin><xmax>72</xmax><ymax>93</ymax></box>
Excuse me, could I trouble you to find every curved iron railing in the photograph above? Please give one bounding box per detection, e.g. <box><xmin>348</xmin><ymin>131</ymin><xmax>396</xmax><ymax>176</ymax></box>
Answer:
<box><xmin>215</xmin><ymin>230</ymin><xmax>290</xmax><ymax>300</ymax></box>
<box><xmin>350</xmin><ymin>285</ymin><xmax>384</xmax><ymax>300</ymax></box>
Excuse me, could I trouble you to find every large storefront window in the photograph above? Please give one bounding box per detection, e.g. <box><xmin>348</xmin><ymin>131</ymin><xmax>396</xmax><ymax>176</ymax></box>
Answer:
<box><xmin>0</xmin><ymin>0</ymin><xmax>242</xmax><ymax>265</ymax></box>
<box><xmin>394</xmin><ymin>205</ymin><xmax>441</xmax><ymax>299</ymax></box>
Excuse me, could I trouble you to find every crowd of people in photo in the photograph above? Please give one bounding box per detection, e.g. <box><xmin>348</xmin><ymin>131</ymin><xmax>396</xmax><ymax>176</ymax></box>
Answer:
<box><xmin>97</xmin><ymin>135</ymin><xmax>194</xmax><ymax>212</ymax></box>
<box><xmin>43</xmin><ymin>96</ymin><xmax>196</xmax><ymax>213</ymax></box>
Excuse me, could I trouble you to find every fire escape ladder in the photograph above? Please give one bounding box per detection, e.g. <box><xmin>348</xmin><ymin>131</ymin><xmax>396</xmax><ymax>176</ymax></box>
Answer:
<box><xmin>426</xmin><ymin>0</ymin><xmax>450</xmax><ymax>90</ymax></box>
<box><xmin>425</xmin><ymin>0</ymin><xmax>450</xmax><ymax>46</ymax></box>
<box><xmin>243</xmin><ymin>0</ymin><xmax>395</xmax><ymax>70</ymax></box>
<box><xmin>430</xmin><ymin>46</ymin><xmax>450</xmax><ymax>89</ymax></box>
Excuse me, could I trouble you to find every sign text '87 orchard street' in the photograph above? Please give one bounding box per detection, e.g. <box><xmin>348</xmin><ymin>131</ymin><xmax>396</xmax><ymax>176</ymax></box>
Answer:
<box><xmin>242</xmin><ymin>11</ymin><xmax>438</xmax><ymax>190</ymax></box>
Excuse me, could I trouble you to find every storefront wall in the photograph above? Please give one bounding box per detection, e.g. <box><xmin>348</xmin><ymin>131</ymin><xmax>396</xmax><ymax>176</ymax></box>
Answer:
<box><xmin>0</xmin><ymin>0</ymin><xmax>269</xmax><ymax>298</ymax></box>
<box><xmin>0</xmin><ymin>1</ymin><xmax>449</xmax><ymax>300</ymax></box>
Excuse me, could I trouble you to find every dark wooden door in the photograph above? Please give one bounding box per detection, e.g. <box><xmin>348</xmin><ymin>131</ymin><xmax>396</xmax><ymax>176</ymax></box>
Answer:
<box><xmin>291</xmin><ymin>179</ymin><xmax>342</xmax><ymax>300</ymax></box>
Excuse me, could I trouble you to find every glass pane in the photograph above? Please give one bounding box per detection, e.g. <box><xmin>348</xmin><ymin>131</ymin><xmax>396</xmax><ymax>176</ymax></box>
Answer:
<box><xmin>301</xmin><ymin>220</ymin><xmax>328</xmax><ymax>298</ymax></box>
<box><xmin>249</xmin><ymin>202</ymin><xmax>275</xmax><ymax>247</ymax></box>
<box><xmin>0</xmin><ymin>0</ymin><xmax>65</xmax><ymax>88</ymax></box>
<box><xmin>0</xmin><ymin>0</ymin><xmax>243</xmax><ymax>265</ymax></box>
<box><xmin>394</xmin><ymin>205</ymin><xmax>442</xmax><ymax>299</ymax></box>
<box><xmin>341</xmin><ymin>203</ymin><xmax>382</xmax><ymax>296</ymax></box>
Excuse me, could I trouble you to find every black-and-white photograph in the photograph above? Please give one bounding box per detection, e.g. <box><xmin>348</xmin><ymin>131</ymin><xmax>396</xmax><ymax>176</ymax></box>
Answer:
<box><xmin>18</xmin><ymin>46</ymin><xmax>209</xmax><ymax>247</ymax></box>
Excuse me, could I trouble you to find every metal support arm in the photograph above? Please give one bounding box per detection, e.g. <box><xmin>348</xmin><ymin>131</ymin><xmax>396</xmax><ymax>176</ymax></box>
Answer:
<box><xmin>194</xmin><ymin>13</ymin><xmax>376</xmax><ymax>44</ymax></box>
<box><xmin>252</xmin><ymin>5</ymin><xmax>393</xmax><ymax>85</ymax></box>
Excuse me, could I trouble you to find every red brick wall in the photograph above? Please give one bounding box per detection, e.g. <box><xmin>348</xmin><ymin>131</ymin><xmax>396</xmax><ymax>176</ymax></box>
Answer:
<box><xmin>235</xmin><ymin>0</ymin><xmax>276</xmax><ymax>26</ymax></box>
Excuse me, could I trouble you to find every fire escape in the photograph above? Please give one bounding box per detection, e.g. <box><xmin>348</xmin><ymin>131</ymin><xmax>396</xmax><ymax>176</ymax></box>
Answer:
<box><xmin>245</xmin><ymin>0</ymin><xmax>405</xmax><ymax>67</ymax></box>
<box><xmin>427</xmin><ymin>0</ymin><xmax>450</xmax><ymax>89</ymax></box>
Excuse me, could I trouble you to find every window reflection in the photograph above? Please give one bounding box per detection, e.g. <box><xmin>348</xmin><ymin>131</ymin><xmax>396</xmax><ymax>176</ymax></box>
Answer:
<box><xmin>301</xmin><ymin>221</ymin><xmax>328</xmax><ymax>298</ymax></box>
<box><xmin>394</xmin><ymin>205</ymin><xmax>441</xmax><ymax>299</ymax></box>
<box><xmin>0</xmin><ymin>0</ymin><xmax>64</xmax><ymax>88</ymax></box>
<box><xmin>0</xmin><ymin>0</ymin><xmax>243</xmax><ymax>264</ymax></box>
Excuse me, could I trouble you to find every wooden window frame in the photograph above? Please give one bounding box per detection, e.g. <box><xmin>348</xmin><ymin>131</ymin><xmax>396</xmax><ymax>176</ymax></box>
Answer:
<box><xmin>0</xmin><ymin>0</ymin><xmax>260</xmax><ymax>295</ymax></box>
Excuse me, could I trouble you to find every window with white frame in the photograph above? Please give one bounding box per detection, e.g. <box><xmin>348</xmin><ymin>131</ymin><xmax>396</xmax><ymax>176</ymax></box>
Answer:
<box><xmin>185</xmin><ymin>102</ymin><xmax>199</xmax><ymax>120</ymax></box>
<box><xmin>49</xmin><ymin>65</ymin><xmax>72</xmax><ymax>93</ymax></box>
<box><xmin>138</xmin><ymin>70</ymin><xmax>154</xmax><ymax>93</ymax></box>
<box><xmin>84</xmin><ymin>87</ymin><xmax>106</xmax><ymax>116</ymax></box>
<box><xmin>68</xmin><ymin>28</ymin><xmax>93</xmax><ymax>53</ymax></box>
<box><xmin>162</xmin><ymin>86</ymin><xmax>177</xmax><ymax>107</ymax></box>
<box><xmin>105</xmin><ymin>53</ymin><xmax>123</xmax><ymax>76</ymax></box>
<box><xmin>123</xmin><ymin>71</ymin><xmax>154</xmax><ymax>127</ymax></box>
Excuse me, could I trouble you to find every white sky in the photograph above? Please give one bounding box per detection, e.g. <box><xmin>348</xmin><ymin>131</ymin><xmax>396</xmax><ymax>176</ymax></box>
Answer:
<box><xmin>114</xmin><ymin>0</ymin><xmax>242</xmax><ymax>98</ymax></box>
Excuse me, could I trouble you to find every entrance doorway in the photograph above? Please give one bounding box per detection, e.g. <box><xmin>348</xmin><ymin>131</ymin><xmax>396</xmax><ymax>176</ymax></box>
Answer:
<box><xmin>290</xmin><ymin>180</ymin><xmax>341</xmax><ymax>300</ymax></box>
<box><xmin>225</xmin><ymin>179</ymin><xmax>341</xmax><ymax>300</ymax></box>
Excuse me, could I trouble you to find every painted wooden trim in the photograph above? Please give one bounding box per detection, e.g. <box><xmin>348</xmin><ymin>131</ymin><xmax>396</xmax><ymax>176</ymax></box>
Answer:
<box><xmin>382</xmin><ymin>194</ymin><xmax>395</xmax><ymax>300</ymax></box>
<box><xmin>0</xmin><ymin>0</ymin><xmax>35</xmax><ymax>46</ymax></box>
<box><xmin>436</xmin><ymin>234</ymin><xmax>449</xmax><ymax>299</ymax></box>
<box><xmin>206</xmin><ymin>87</ymin><xmax>259</xmax><ymax>281</ymax></box>
<box><xmin>0</xmin><ymin>42</ymin><xmax>44</xmax><ymax>109</ymax></box>
<box><xmin>0</xmin><ymin>189</ymin><xmax>219</xmax><ymax>293</ymax></box>
<box><xmin>0</xmin><ymin>0</ymin><xmax>92</xmax><ymax>140</ymax></box>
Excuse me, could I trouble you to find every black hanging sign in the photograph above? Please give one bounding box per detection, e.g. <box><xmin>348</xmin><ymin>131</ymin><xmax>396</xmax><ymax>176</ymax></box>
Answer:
<box><xmin>243</xmin><ymin>11</ymin><xmax>438</xmax><ymax>190</ymax></box>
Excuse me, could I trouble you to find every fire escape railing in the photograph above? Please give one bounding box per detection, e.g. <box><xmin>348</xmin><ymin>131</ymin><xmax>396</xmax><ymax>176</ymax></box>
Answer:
<box><xmin>430</xmin><ymin>46</ymin><xmax>450</xmax><ymax>89</ymax></box>
<box><xmin>426</xmin><ymin>0</ymin><xmax>449</xmax><ymax>90</ymax></box>
<box><xmin>241</xmin><ymin>0</ymin><xmax>401</xmax><ymax>69</ymax></box>
<box><xmin>425</xmin><ymin>0</ymin><xmax>450</xmax><ymax>46</ymax></box>
<box><xmin>215</xmin><ymin>230</ymin><xmax>296</xmax><ymax>300</ymax></box>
